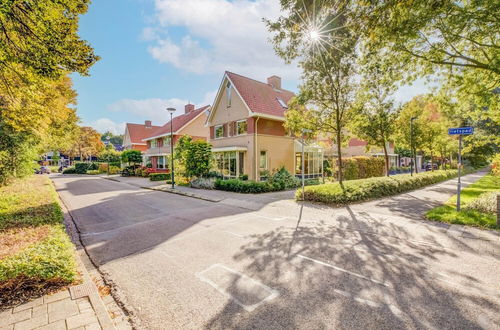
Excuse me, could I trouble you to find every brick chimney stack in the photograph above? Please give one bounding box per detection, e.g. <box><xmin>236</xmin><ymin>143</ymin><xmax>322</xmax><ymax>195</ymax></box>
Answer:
<box><xmin>145</xmin><ymin>120</ymin><xmax>152</xmax><ymax>128</ymax></box>
<box><xmin>185</xmin><ymin>103</ymin><xmax>195</xmax><ymax>114</ymax></box>
<box><xmin>267</xmin><ymin>75</ymin><xmax>281</xmax><ymax>89</ymax></box>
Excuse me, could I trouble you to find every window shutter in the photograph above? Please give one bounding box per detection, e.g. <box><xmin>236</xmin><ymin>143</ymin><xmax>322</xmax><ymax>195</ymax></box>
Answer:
<box><xmin>210</xmin><ymin>126</ymin><xmax>214</xmax><ymax>139</ymax></box>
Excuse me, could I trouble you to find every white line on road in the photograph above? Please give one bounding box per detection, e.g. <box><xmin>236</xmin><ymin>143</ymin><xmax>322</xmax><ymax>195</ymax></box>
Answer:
<box><xmin>196</xmin><ymin>264</ymin><xmax>279</xmax><ymax>312</ymax></box>
<box><xmin>297</xmin><ymin>254</ymin><xmax>391</xmax><ymax>287</ymax></box>
<box><xmin>333</xmin><ymin>289</ymin><xmax>404</xmax><ymax>319</ymax></box>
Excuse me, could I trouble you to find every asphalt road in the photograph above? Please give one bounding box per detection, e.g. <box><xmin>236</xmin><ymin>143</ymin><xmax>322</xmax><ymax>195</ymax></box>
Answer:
<box><xmin>52</xmin><ymin>173</ymin><xmax>500</xmax><ymax>330</ymax></box>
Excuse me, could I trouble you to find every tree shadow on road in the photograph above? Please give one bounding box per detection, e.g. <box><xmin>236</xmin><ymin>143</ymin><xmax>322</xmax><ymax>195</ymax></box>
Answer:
<box><xmin>204</xmin><ymin>207</ymin><xmax>500</xmax><ymax>329</ymax></box>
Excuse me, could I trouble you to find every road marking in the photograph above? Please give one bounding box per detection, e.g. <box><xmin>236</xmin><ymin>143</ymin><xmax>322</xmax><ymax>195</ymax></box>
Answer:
<box><xmin>297</xmin><ymin>254</ymin><xmax>391</xmax><ymax>287</ymax></box>
<box><xmin>196</xmin><ymin>264</ymin><xmax>279</xmax><ymax>312</ymax></box>
<box><xmin>333</xmin><ymin>289</ymin><xmax>404</xmax><ymax>319</ymax></box>
<box><xmin>222</xmin><ymin>230</ymin><xmax>244</xmax><ymax>238</ymax></box>
<box><xmin>254</xmin><ymin>214</ymin><xmax>287</xmax><ymax>221</ymax></box>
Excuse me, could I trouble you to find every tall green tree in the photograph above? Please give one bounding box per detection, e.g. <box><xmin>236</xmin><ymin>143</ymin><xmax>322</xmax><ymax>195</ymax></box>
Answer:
<box><xmin>0</xmin><ymin>0</ymin><xmax>99</xmax><ymax>86</ymax></box>
<box><xmin>268</xmin><ymin>1</ymin><xmax>358</xmax><ymax>184</ymax></box>
<box><xmin>351</xmin><ymin>64</ymin><xmax>398</xmax><ymax>176</ymax></box>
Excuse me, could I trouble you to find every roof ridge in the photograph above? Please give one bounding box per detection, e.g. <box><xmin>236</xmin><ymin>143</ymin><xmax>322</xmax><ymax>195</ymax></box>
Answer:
<box><xmin>225</xmin><ymin>71</ymin><xmax>293</xmax><ymax>94</ymax></box>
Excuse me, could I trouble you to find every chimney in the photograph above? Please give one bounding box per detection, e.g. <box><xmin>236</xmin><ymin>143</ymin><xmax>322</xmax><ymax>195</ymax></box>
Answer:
<box><xmin>185</xmin><ymin>103</ymin><xmax>195</xmax><ymax>114</ymax></box>
<box><xmin>267</xmin><ymin>75</ymin><xmax>281</xmax><ymax>89</ymax></box>
<box><xmin>145</xmin><ymin>120</ymin><xmax>152</xmax><ymax>128</ymax></box>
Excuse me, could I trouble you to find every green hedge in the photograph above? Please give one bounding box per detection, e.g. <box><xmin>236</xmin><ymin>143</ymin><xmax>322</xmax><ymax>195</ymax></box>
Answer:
<box><xmin>86</xmin><ymin>170</ymin><xmax>99</xmax><ymax>175</ymax></box>
<box><xmin>215</xmin><ymin>179</ymin><xmax>275</xmax><ymax>193</ymax></box>
<box><xmin>298</xmin><ymin>169</ymin><xmax>460</xmax><ymax>205</ymax></box>
<box><xmin>62</xmin><ymin>167</ymin><xmax>76</xmax><ymax>174</ymax></box>
<box><xmin>341</xmin><ymin>156</ymin><xmax>385</xmax><ymax>180</ymax></box>
<box><xmin>149</xmin><ymin>173</ymin><xmax>171</xmax><ymax>181</ymax></box>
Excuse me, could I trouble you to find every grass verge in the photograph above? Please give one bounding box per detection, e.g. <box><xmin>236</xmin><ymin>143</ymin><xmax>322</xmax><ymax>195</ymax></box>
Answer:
<box><xmin>0</xmin><ymin>175</ymin><xmax>77</xmax><ymax>307</ymax></box>
<box><xmin>426</xmin><ymin>174</ymin><xmax>499</xmax><ymax>230</ymax></box>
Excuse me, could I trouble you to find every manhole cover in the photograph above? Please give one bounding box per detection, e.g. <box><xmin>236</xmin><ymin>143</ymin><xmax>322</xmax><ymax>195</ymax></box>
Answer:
<box><xmin>69</xmin><ymin>283</ymin><xmax>97</xmax><ymax>299</ymax></box>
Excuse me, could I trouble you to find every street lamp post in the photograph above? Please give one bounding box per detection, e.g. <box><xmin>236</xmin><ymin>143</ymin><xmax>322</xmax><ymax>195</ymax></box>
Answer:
<box><xmin>410</xmin><ymin>117</ymin><xmax>417</xmax><ymax>176</ymax></box>
<box><xmin>105</xmin><ymin>135</ymin><xmax>111</xmax><ymax>176</ymax></box>
<box><xmin>167</xmin><ymin>107</ymin><xmax>176</xmax><ymax>189</ymax></box>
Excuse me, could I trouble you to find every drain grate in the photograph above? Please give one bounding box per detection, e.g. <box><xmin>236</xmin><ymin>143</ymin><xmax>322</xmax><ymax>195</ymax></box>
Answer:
<box><xmin>69</xmin><ymin>282</ymin><xmax>97</xmax><ymax>299</ymax></box>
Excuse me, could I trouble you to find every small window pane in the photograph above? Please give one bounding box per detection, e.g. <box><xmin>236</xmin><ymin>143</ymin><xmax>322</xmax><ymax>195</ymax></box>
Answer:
<box><xmin>259</xmin><ymin>151</ymin><xmax>267</xmax><ymax>170</ymax></box>
<box><xmin>215</xmin><ymin>125</ymin><xmax>224</xmax><ymax>138</ymax></box>
<box><xmin>237</xmin><ymin>121</ymin><xmax>247</xmax><ymax>135</ymax></box>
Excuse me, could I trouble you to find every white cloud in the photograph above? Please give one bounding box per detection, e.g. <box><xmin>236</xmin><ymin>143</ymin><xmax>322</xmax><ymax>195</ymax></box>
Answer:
<box><xmin>85</xmin><ymin>118</ymin><xmax>127</xmax><ymax>135</ymax></box>
<box><xmin>145</xmin><ymin>0</ymin><xmax>300</xmax><ymax>81</ymax></box>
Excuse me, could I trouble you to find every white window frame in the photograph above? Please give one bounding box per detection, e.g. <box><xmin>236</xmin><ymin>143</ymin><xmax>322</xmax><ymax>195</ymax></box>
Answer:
<box><xmin>259</xmin><ymin>150</ymin><xmax>267</xmax><ymax>171</ymax></box>
<box><xmin>215</xmin><ymin>125</ymin><xmax>224</xmax><ymax>139</ymax></box>
<box><xmin>150</xmin><ymin>139</ymin><xmax>157</xmax><ymax>148</ymax></box>
<box><xmin>236</xmin><ymin>120</ymin><xmax>247</xmax><ymax>136</ymax></box>
<box><xmin>277</xmin><ymin>97</ymin><xmax>288</xmax><ymax>108</ymax></box>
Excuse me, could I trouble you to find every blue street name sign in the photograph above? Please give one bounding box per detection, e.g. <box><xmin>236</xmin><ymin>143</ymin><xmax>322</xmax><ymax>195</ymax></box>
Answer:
<box><xmin>448</xmin><ymin>127</ymin><xmax>474</xmax><ymax>135</ymax></box>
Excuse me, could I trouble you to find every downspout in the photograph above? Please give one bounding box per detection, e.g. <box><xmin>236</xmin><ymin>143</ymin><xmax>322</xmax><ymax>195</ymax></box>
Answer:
<box><xmin>254</xmin><ymin>117</ymin><xmax>260</xmax><ymax>181</ymax></box>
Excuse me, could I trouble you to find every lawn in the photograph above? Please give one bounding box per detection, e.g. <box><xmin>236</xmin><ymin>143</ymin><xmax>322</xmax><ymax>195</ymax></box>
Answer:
<box><xmin>0</xmin><ymin>175</ymin><xmax>78</xmax><ymax>307</ymax></box>
<box><xmin>426</xmin><ymin>173</ymin><xmax>500</xmax><ymax>230</ymax></box>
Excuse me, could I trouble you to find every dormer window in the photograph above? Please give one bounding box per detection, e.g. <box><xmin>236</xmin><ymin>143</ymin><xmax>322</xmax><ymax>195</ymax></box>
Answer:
<box><xmin>277</xmin><ymin>97</ymin><xmax>288</xmax><ymax>108</ymax></box>
<box><xmin>226</xmin><ymin>81</ymin><xmax>231</xmax><ymax>107</ymax></box>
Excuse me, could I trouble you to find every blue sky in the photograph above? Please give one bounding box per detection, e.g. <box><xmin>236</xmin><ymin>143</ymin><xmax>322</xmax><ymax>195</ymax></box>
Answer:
<box><xmin>74</xmin><ymin>0</ymin><xmax>430</xmax><ymax>134</ymax></box>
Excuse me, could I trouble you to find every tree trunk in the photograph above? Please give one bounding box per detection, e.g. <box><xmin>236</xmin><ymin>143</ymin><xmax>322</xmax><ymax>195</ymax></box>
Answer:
<box><xmin>336</xmin><ymin>130</ymin><xmax>343</xmax><ymax>185</ymax></box>
<box><xmin>382</xmin><ymin>142</ymin><xmax>390</xmax><ymax>176</ymax></box>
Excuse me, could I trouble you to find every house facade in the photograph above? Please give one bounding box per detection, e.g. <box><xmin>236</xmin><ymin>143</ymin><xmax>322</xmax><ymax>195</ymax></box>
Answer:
<box><xmin>206</xmin><ymin>71</ymin><xmax>324</xmax><ymax>180</ymax></box>
<box><xmin>143</xmin><ymin>104</ymin><xmax>210</xmax><ymax>171</ymax></box>
<box><xmin>123</xmin><ymin>121</ymin><xmax>160</xmax><ymax>152</ymax></box>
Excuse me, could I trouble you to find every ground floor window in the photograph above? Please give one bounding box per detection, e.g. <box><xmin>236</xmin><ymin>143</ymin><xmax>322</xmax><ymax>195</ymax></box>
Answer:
<box><xmin>214</xmin><ymin>151</ymin><xmax>245</xmax><ymax>178</ymax></box>
<box><xmin>295</xmin><ymin>151</ymin><xmax>323</xmax><ymax>178</ymax></box>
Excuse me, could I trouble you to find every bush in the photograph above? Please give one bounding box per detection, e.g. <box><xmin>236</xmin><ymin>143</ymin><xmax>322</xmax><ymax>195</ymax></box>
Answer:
<box><xmin>87</xmin><ymin>162</ymin><xmax>98</xmax><ymax>171</ymax></box>
<box><xmin>62</xmin><ymin>167</ymin><xmax>76</xmax><ymax>174</ymax></box>
<box><xmin>239</xmin><ymin>174</ymin><xmax>249</xmax><ymax>181</ymax></box>
<box><xmin>215</xmin><ymin>179</ymin><xmax>275</xmax><ymax>193</ymax></box>
<box><xmin>74</xmin><ymin>162</ymin><xmax>90</xmax><ymax>174</ymax></box>
<box><xmin>86</xmin><ymin>170</ymin><xmax>99</xmax><ymax>175</ymax></box>
<box><xmin>207</xmin><ymin>171</ymin><xmax>223</xmax><ymax>179</ymax></box>
<box><xmin>340</xmin><ymin>156</ymin><xmax>385</xmax><ymax>180</ymax></box>
<box><xmin>121</xmin><ymin>165</ymin><xmax>137</xmax><ymax>177</ymax></box>
<box><xmin>268</xmin><ymin>167</ymin><xmax>300</xmax><ymax>190</ymax></box>
<box><xmin>121</xmin><ymin>150</ymin><xmax>142</xmax><ymax>164</ymax></box>
<box><xmin>299</xmin><ymin>169</ymin><xmax>461</xmax><ymax>205</ymax></box>
<box><xmin>98</xmin><ymin>163</ymin><xmax>108</xmax><ymax>173</ymax></box>
<box><xmin>149</xmin><ymin>173</ymin><xmax>171</xmax><ymax>181</ymax></box>
<box><xmin>465</xmin><ymin>192</ymin><xmax>498</xmax><ymax>214</ymax></box>
<box><xmin>109</xmin><ymin>166</ymin><xmax>121</xmax><ymax>175</ymax></box>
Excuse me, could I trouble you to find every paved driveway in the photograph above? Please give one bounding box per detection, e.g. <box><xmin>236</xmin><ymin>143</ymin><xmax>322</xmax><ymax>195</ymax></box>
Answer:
<box><xmin>52</xmin><ymin>173</ymin><xmax>500</xmax><ymax>330</ymax></box>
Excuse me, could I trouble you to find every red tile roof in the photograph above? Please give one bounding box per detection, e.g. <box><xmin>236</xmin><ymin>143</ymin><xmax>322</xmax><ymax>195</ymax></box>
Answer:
<box><xmin>144</xmin><ymin>105</ymin><xmax>210</xmax><ymax>140</ymax></box>
<box><xmin>348</xmin><ymin>138</ymin><xmax>368</xmax><ymax>147</ymax></box>
<box><xmin>226</xmin><ymin>71</ymin><xmax>295</xmax><ymax>118</ymax></box>
<box><xmin>126</xmin><ymin>123</ymin><xmax>161</xmax><ymax>144</ymax></box>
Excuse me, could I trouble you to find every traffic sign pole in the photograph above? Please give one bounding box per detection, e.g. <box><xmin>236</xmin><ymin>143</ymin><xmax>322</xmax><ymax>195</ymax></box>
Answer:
<box><xmin>448</xmin><ymin>127</ymin><xmax>473</xmax><ymax>212</ymax></box>
<box><xmin>457</xmin><ymin>135</ymin><xmax>462</xmax><ymax>211</ymax></box>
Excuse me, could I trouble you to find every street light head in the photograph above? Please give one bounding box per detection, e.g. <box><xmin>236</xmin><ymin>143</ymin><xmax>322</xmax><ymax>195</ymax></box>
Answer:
<box><xmin>167</xmin><ymin>107</ymin><xmax>176</xmax><ymax>114</ymax></box>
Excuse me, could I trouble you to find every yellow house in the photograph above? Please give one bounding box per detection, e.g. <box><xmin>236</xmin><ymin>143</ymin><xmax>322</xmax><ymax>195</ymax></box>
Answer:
<box><xmin>206</xmin><ymin>71</ymin><xmax>324</xmax><ymax>181</ymax></box>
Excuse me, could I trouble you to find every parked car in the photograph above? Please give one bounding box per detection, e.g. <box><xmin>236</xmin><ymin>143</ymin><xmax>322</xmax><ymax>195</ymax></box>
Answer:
<box><xmin>424</xmin><ymin>162</ymin><xmax>439</xmax><ymax>171</ymax></box>
<box><xmin>35</xmin><ymin>166</ymin><xmax>51</xmax><ymax>174</ymax></box>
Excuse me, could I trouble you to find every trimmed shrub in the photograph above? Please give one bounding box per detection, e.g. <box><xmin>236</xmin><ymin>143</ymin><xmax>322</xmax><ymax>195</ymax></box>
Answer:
<box><xmin>149</xmin><ymin>173</ymin><xmax>171</xmax><ymax>181</ymax></box>
<box><xmin>341</xmin><ymin>156</ymin><xmax>385</xmax><ymax>180</ymax></box>
<box><xmin>109</xmin><ymin>166</ymin><xmax>121</xmax><ymax>175</ymax></box>
<box><xmin>98</xmin><ymin>163</ymin><xmax>108</xmax><ymax>173</ymax></box>
<box><xmin>86</xmin><ymin>170</ymin><xmax>99</xmax><ymax>175</ymax></box>
<box><xmin>268</xmin><ymin>167</ymin><xmax>300</xmax><ymax>190</ymax></box>
<box><xmin>74</xmin><ymin>162</ymin><xmax>90</xmax><ymax>174</ymax></box>
<box><xmin>87</xmin><ymin>162</ymin><xmax>98</xmax><ymax>171</ymax></box>
<box><xmin>465</xmin><ymin>192</ymin><xmax>498</xmax><ymax>214</ymax></box>
<box><xmin>298</xmin><ymin>169</ymin><xmax>461</xmax><ymax>205</ymax></box>
<box><xmin>215</xmin><ymin>179</ymin><xmax>275</xmax><ymax>193</ymax></box>
<box><xmin>62</xmin><ymin>167</ymin><xmax>76</xmax><ymax>174</ymax></box>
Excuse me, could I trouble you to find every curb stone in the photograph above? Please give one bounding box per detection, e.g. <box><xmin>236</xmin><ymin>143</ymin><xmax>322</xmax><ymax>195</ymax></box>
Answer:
<box><xmin>56</xmin><ymin>185</ymin><xmax>138</xmax><ymax>330</ymax></box>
